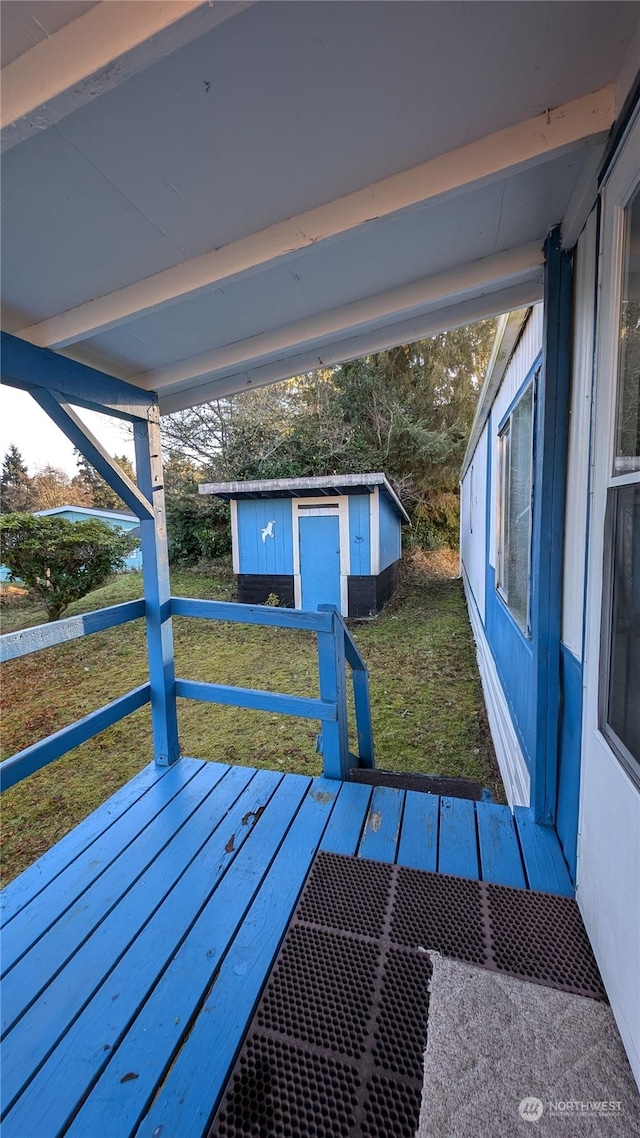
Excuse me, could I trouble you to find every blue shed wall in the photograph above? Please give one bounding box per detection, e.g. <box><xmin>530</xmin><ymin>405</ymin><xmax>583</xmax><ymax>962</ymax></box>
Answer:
<box><xmin>348</xmin><ymin>495</ymin><xmax>371</xmax><ymax>575</ymax></box>
<box><xmin>236</xmin><ymin>498</ymin><xmax>293</xmax><ymax>575</ymax></box>
<box><xmin>378</xmin><ymin>494</ymin><xmax>402</xmax><ymax>571</ymax></box>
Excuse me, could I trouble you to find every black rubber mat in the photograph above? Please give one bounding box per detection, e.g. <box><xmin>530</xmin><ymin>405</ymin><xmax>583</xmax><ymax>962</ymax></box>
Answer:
<box><xmin>348</xmin><ymin>766</ymin><xmax>489</xmax><ymax>800</ymax></box>
<box><xmin>210</xmin><ymin>853</ymin><xmax>605</xmax><ymax>1138</ymax></box>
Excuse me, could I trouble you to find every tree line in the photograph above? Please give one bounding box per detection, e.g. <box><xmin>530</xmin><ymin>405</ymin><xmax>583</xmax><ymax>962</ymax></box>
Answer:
<box><xmin>161</xmin><ymin>320</ymin><xmax>496</xmax><ymax>562</ymax></box>
<box><xmin>1</xmin><ymin>445</ymin><xmax>136</xmax><ymax>514</ymax></box>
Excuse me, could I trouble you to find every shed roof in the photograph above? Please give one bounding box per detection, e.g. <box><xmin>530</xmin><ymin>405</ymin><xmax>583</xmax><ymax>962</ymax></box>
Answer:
<box><xmin>2</xmin><ymin>2</ymin><xmax>639</xmax><ymax>414</ymax></box>
<box><xmin>199</xmin><ymin>473</ymin><xmax>410</xmax><ymax>523</ymax></box>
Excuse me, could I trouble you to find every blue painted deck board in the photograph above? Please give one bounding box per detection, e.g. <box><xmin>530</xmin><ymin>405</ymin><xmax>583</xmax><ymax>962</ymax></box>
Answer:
<box><xmin>438</xmin><ymin>795</ymin><xmax>479</xmax><ymax>878</ymax></box>
<box><xmin>135</xmin><ymin>776</ymin><xmax>341</xmax><ymax>1138</ymax></box>
<box><xmin>514</xmin><ymin>806</ymin><xmax>573</xmax><ymax>896</ymax></box>
<box><xmin>1</xmin><ymin>764</ymin><xmax>252</xmax><ymax>1116</ymax></box>
<box><xmin>60</xmin><ymin>773</ymin><xmax>311</xmax><ymax>1138</ymax></box>
<box><xmin>0</xmin><ymin>761</ymin><xmax>576</xmax><ymax>1136</ymax></box>
<box><xmin>1</xmin><ymin>757</ymin><xmax>211</xmax><ymax>984</ymax></box>
<box><xmin>3</xmin><ymin>768</ymin><xmax>290</xmax><ymax>1138</ymax></box>
<box><xmin>476</xmin><ymin>800</ymin><xmax>526</xmax><ymax>888</ymax></box>
<box><xmin>0</xmin><ymin>759</ymin><xmax>179</xmax><ymax>927</ymax></box>
<box><xmin>396</xmin><ymin>790</ymin><xmax>439</xmax><ymax>871</ymax></box>
<box><xmin>320</xmin><ymin>780</ymin><xmax>372</xmax><ymax>855</ymax></box>
<box><xmin>1</xmin><ymin>761</ymin><xmax>230</xmax><ymax>1045</ymax></box>
<box><xmin>358</xmin><ymin>785</ymin><xmax>405</xmax><ymax>862</ymax></box>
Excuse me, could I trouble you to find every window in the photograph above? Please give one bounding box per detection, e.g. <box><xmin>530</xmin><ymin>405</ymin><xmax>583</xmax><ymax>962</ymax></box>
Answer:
<box><xmin>614</xmin><ymin>185</ymin><xmax>640</xmax><ymax>476</ymax></box>
<box><xmin>600</xmin><ymin>184</ymin><xmax>640</xmax><ymax>785</ymax></box>
<box><xmin>496</xmin><ymin>378</ymin><xmax>535</xmax><ymax>633</ymax></box>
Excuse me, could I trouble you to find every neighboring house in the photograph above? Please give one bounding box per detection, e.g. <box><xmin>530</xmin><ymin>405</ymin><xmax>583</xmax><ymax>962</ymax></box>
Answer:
<box><xmin>0</xmin><ymin>505</ymin><xmax>142</xmax><ymax>581</ymax></box>
<box><xmin>200</xmin><ymin>474</ymin><xmax>408</xmax><ymax>618</ymax></box>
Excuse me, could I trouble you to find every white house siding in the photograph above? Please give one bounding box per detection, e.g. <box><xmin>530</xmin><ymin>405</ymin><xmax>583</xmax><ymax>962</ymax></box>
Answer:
<box><xmin>562</xmin><ymin>211</ymin><xmax>597</xmax><ymax>659</ymax></box>
<box><xmin>489</xmin><ymin>303</ymin><xmax>543</xmax><ymax>568</ymax></box>
<box><xmin>577</xmin><ymin>117</ymin><xmax>640</xmax><ymax>1089</ymax></box>
<box><xmin>460</xmin><ymin>427</ymin><xmax>487</xmax><ymax>623</ymax></box>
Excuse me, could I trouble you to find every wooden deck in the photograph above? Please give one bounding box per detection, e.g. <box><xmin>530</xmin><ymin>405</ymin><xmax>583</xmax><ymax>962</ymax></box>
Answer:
<box><xmin>0</xmin><ymin>756</ymin><xmax>573</xmax><ymax>1138</ymax></box>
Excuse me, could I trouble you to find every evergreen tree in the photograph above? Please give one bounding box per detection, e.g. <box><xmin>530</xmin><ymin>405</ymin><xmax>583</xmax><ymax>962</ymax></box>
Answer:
<box><xmin>74</xmin><ymin>452</ymin><xmax>137</xmax><ymax>510</ymax></box>
<box><xmin>1</xmin><ymin>445</ymin><xmax>32</xmax><ymax>513</ymax></box>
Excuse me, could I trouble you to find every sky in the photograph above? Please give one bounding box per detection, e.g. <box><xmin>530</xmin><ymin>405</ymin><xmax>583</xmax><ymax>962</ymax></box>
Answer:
<box><xmin>0</xmin><ymin>384</ymin><xmax>137</xmax><ymax>477</ymax></box>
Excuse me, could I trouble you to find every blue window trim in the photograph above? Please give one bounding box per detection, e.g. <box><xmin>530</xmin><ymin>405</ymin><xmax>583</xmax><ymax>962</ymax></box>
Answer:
<box><xmin>484</xmin><ymin>428</ymin><xmax>535</xmax><ymax>773</ymax></box>
<box><xmin>495</xmin><ymin>362</ymin><xmax>540</xmax><ymax>640</ymax></box>
<box><xmin>497</xmin><ymin>353</ymin><xmax>542</xmax><ymax>432</ymax></box>
<box><xmin>494</xmin><ymin>581</ymin><xmax>536</xmax><ymax>647</ymax></box>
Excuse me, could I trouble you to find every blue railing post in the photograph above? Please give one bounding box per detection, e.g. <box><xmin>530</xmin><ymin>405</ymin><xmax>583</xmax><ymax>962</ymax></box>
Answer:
<box><xmin>134</xmin><ymin>408</ymin><xmax>180</xmax><ymax>766</ymax></box>
<box><xmin>317</xmin><ymin>605</ymin><xmax>350</xmax><ymax>779</ymax></box>
<box><xmin>351</xmin><ymin>667</ymin><xmax>374</xmax><ymax>769</ymax></box>
<box><xmin>338</xmin><ymin>617</ymin><xmax>375</xmax><ymax>770</ymax></box>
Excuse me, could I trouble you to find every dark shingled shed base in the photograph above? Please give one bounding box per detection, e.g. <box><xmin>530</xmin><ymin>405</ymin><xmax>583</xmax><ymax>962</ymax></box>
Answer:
<box><xmin>347</xmin><ymin>561</ymin><xmax>399</xmax><ymax>619</ymax></box>
<box><xmin>236</xmin><ymin>561</ymin><xmax>400</xmax><ymax>618</ymax></box>
<box><xmin>237</xmin><ymin>574</ymin><xmax>296</xmax><ymax>607</ymax></box>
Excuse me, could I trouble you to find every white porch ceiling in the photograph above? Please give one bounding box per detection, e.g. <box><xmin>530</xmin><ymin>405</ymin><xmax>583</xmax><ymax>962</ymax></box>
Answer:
<box><xmin>1</xmin><ymin>1</ymin><xmax>639</xmax><ymax>412</ymax></box>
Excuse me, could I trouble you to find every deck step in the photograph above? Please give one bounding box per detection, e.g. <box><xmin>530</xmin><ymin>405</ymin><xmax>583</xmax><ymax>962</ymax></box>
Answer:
<box><xmin>348</xmin><ymin>766</ymin><xmax>491</xmax><ymax>801</ymax></box>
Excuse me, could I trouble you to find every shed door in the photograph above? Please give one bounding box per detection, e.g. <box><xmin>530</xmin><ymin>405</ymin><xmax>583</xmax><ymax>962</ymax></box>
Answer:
<box><xmin>299</xmin><ymin>515</ymin><xmax>341</xmax><ymax>611</ymax></box>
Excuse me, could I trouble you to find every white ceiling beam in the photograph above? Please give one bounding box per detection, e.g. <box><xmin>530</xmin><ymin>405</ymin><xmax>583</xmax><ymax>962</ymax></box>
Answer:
<box><xmin>157</xmin><ymin>279</ymin><xmax>544</xmax><ymax>414</ymax></box>
<box><xmin>561</xmin><ymin>141</ymin><xmax>607</xmax><ymax>250</ymax></box>
<box><xmin>18</xmin><ymin>86</ymin><xmax>614</xmax><ymax>350</ymax></box>
<box><xmin>1</xmin><ymin>1</ymin><xmax>254</xmax><ymax>151</ymax></box>
<box><xmin>139</xmin><ymin>242</ymin><xmax>544</xmax><ymax>393</ymax></box>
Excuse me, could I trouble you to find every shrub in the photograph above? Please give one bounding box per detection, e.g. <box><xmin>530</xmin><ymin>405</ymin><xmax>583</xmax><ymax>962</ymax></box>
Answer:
<box><xmin>0</xmin><ymin>513</ymin><xmax>137</xmax><ymax>621</ymax></box>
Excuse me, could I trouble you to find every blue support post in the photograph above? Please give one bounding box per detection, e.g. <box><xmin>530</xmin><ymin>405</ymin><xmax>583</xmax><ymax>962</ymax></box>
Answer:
<box><xmin>134</xmin><ymin>408</ymin><xmax>180</xmax><ymax>767</ymax></box>
<box><xmin>531</xmin><ymin>227</ymin><xmax>573</xmax><ymax>824</ymax></box>
<box><xmin>316</xmin><ymin>606</ymin><xmax>350</xmax><ymax>779</ymax></box>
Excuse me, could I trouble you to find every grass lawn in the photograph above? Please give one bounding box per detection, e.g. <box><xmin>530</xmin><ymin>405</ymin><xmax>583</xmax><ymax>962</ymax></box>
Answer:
<box><xmin>0</xmin><ymin>554</ymin><xmax>502</xmax><ymax>886</ymax></box>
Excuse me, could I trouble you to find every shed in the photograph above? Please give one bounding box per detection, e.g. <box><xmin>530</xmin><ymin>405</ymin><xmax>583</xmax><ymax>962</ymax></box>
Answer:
<box><xmin>199</xmin><ymin>474</ymin><xmax>409</xmax><ymax>618</ymax></box>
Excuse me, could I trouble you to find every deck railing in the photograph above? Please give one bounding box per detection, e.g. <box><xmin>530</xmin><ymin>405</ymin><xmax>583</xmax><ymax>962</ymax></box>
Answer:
<box><xmin>0</xmin><ymin>598</ymin><xmax>374</xmax><ymax>793</ymax></box>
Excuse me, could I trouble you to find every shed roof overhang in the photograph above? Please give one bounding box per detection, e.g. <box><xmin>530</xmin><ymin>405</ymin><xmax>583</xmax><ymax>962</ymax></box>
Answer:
<box><xmin>199</xmin><ymin>472</ymin><xmax>411</xmax><ymax>522</ymax></box>
<box><xmin>2</xmin><ymin>2</ymin><xmax>639</xmax><ymax>415</ymax></box>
